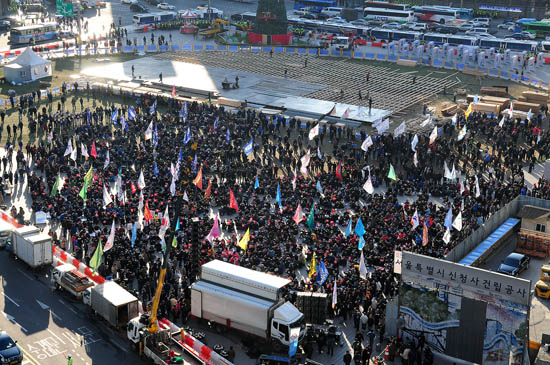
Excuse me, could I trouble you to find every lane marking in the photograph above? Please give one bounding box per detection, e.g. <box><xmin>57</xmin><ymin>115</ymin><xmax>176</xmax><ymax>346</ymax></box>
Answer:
<box><xmin>50</xmin><ymin>310</ymin><xmax>63</xmax><ymax>321</ymax></box>
<box><xmin>67</xmin><ymin>306</ymin><xmax>78</xmax><ymax>314</ymax></box>
<box><xmin>47</xmin><ymin>328</ymin><xmax>67</xmax><ymax>345</ymax></box>
<box><xmin>3</xmin><ymin>293</ymin><xmax>20</xmax><ymax>307</ymax></box>
<box><xmin>17</xmin><ymin>268</ymin><xmax>35</xmax><ymax>281</ymax></box>
<box><xmin>19</xmin><ymin>346</ymin><xmax>41</xmax><ymax>365</ymax></box>
<box><xmin>1</xmin><ymin>311</ymin><xmax>28</xmax><ymax>332</ymax></box>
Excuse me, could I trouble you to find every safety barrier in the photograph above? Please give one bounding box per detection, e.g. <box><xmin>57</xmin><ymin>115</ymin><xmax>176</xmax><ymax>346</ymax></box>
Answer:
<box><xmin>52</xmin><ymin>245</ymin><xmax>106</xmax><ymax>285</ymax></box>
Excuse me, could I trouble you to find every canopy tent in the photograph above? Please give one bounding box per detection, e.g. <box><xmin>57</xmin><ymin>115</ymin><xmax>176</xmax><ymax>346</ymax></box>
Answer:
<box><xmin>4</xmin><ymin>47</ymin><xmax>52</xmax><ymax>84</ymax></box>
<box><xmin>179</xmin><ymin>8</ymin><xmax>197</xmax><ymax>18</ymax></box>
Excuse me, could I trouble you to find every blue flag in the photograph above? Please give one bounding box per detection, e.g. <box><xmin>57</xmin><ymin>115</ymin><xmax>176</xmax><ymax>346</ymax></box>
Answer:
<box><xmin>243</xmin><ymin>138</ymin><xmax>253</xmax><ymax>156</ymax></box>
<box><xmin>179</xmin><ymin>102</ymin><xmax>187</xmax><ymax>120</ymax></box>
<box><xmin>131</xmin><ymin>222</ymin><xmax>137</xmax><ymax>248</ymax></box>
<box><xmin>152</xmin><ymin>124</ymin><xmax>158</xmax><ymax>149</ymax></box>
<box><xmin>213</xmin><ymin>116</ymin><xmax>219</xmax><ymax>130</ymax></box>
<box><xmin>345</xmin><ymin>217</ymin><xmax>352</xmax><ymax>238</ymax></box>
<box><xmin>445</xmin><ymin>207</ymin><xmax>453</xmax><ymax>230</ymax></box>
<box><xmin>178</xmin><ymin>148</ymin><xmax>183</xmax><ymax>162</ymax></box>
<box><xmin>316</xmin><ymin>261</ymin><xmax>329</xmax><ymax>285</ymax></box>
<box><xmin>175</xmin><ymin>218</ymin><xmax>180</xmax><ymax>231</ymax></box>
<box><xmin>192</xmin><ymin>153</ymin><xmax>197</xmax><ymax>173</ymax></box>
<box><xmin>276</xmin><ymin>183</ymin><xmax>282</xmax><ymax>210</ymax></box>
<box><xmin>358</xmin><ymin>236</ymin><xmax>365</xmax><ymax>250</ymax></box>
<box><xmin>183</xmin><ymin>126</ymin><xmax>191</xmax><ymax>145</ymax></box>
<box><xmin>225</xmin><ymin>129</ymin><xmax>230</xmax><ymax>144</ymax></box>
<box><xmin>110</xmin><ymin>108</ymin><xmax>118</xmax><ymax>123</ymax></box>
<box><xmin>153</xmin><ymin>161</ymin><xmax>159</xmax><ymax>177</ymax></box>
<box><xmin>128</xmin><ymin>106</ymin><xmax>136</xmax><ymax>120</ymax></box>
<box><xmin>86</xmin><ymin>109</ymin><xmax>91</xmax><ymax>124</ymax></box>
<box><xmin>254</xmin><ymin>176</ymin><xmax>259</xmax><ymax>190</ymax></box>
<box><xmin>316</xmin><ymin>181</ymin><xmax>323</xmax><ymax>195</ymax></box>
<box><xmin>355</xmin><ymin>217</ymin><xmax>366</xmax><ymax>237</ymax></box>
<box><xmin>121</xmin><ymin>116</ymin><xmax>127</xmax><ymax>132</ymax></box>
<box><xmin>149</xmin><ymin>99</ymin><xmax>157</xmax><ymax>115</ymax></box>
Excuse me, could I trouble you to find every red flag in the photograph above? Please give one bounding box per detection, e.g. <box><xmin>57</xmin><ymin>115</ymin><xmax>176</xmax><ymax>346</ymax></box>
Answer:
<box><xmin>193</xmin><ymin>167</ymin><xmax>203</xmax><ymax>190</ymax></box>
<box><xmin>131</xmin><ymin>182</ymin><xmax>137</xmax><ymax>195</ymax></box>
<box><xmin>293</xmin><ymin>203</ymin><xmax>304</xmax><ymax>225</ymax></box>
<box><xmin>90</xmin><ymin>141</ymin><xmax>97</xmax><ymax>159</ymax></box>
<box><xmin>144</xmin><ymin>200</ymin><xmax>153</xmax><ymax>223</ymax></box>
<box><xmin>172</xmin><ymin>85</ymin><xmax>176</xmax><ymax>98</ymax></box>
<box><xmin>422</xmin><ymin>221</ymin><xmax>429</xmax><ymax>246</ymax></box>
<box><xmin>336</xmin><ymin>161</ymin><xmax>343</xmax><ymax>181</ymax></box>
<box><xmin>229</xmin><ymin>189</ymin><xmax>239</xmax><ymax>212</ymax></box>
<box><xmin>204</xmin><ymin>178</ymin><xmax>212</xmax><ymax>199</ymax></box>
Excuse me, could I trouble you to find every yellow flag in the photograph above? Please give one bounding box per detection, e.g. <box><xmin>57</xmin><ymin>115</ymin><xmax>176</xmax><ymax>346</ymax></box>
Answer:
<box><xmin>464</xmin><ymin>102</ymin><xmax>473</xmax><ymax>121</ymax></box>
<box><xmin>192</xmin><ymin>142</ymin><xmax>198</xmax><ymax>151</ymax></box>
<box><xmin>84</xmin><ymin>166</ymin><xmax>93</xmax><ymax>185</ymax></box>
<box><xmin>308</xmin><ymin>253</ymin><xmax>316</xmax><ymax>278</ymax></box>
<box><xmin>238</xmin><ymin>228</ymin><xmax>250</xmax><ymax>251</ymax></box>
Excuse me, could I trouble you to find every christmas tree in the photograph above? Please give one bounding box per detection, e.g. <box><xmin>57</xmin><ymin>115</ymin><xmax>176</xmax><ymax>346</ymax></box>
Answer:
<box><xmin>254</xmin><ymin>0</ymin><xmax>288</xmax><ymax>35</ymax></box>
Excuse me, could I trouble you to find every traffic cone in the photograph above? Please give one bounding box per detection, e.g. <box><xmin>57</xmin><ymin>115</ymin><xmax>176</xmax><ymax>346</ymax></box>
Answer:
<box><xmin>384</xmin><ymin>345</ymin><xmax>390</xmax><ymax>360</ymax></box>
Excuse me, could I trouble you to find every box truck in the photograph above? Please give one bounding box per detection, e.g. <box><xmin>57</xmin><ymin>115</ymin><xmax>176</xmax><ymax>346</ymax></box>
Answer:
<box><xmin>13</xmin><ymin>225</ymin><xmax>40</xmax><ymax>250</ymax></box>
<box><xmin>190</xmin><ymin>260</ymin><xmax>306</xmax><ymax>351</ymax></box>
<box><xmin>13</xmin><ymin>232</ymin><xmax>52</xmax><ymax>268</ymax></box>
<box><xmin>90</xmin><ymin>281</ymin><xmax>139</xmax><ymax>328</ymax></box>
<box><xmin>51</xmin><ymin>264</ymin><xmax>95</xmax><ymax>299</ymax></box>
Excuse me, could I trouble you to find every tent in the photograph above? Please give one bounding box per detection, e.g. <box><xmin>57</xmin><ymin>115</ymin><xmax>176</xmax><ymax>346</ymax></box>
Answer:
<box><xmin>4</xmin><ymin>47</ymin><xmax>52</xmax><ymax>84</ymax></box>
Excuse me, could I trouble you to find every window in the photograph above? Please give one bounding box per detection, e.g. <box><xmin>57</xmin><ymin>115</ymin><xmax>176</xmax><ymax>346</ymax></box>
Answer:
<box><xmin>20</xmin><ymin>70</ymin><xmax>27</xmax><ymax>77</ymax></box>
<box><xmin>279</xmin><ymin>323</ymin><xmax>289</xmax><ymax>341</ymax></box>
<box><xmin>536</xmin><ymin>224</ymin><xmax>546</xmax><ymax>233</ymax></box>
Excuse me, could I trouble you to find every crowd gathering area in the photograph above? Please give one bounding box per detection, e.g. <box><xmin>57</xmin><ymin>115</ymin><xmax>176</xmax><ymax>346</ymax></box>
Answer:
<box><xmin>5</xmin><ymin>80</ymin><xmax>550</xmax><ymax>363</ymax></box>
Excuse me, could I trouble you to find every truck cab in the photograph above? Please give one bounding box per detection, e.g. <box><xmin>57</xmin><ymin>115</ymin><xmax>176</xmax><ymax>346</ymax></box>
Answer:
<box><xmin>271</xmin><ymin>302</ymin><xmax>306</xmax><ymax>346</ymax></box>
<box><xmin>51</xmin><ymin>264</ymin><xmax>95</xmax><ymax>298</ymax></box>
<box><xmin>536</xmin><ymin>265</ymin><xmax>550</xmax><ymax>299</ymax></box>
<box><xmin>334</xmin><ymin>36</ymin><xmax>351</xmax><ymax>51</ymax></box>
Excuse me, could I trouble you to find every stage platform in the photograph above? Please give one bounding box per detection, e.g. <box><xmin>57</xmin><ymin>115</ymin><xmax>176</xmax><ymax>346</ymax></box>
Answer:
<box><xmin>81</xmin><ymin>55</ymin><xmax>392</xmax><ymax>124</ymax></box>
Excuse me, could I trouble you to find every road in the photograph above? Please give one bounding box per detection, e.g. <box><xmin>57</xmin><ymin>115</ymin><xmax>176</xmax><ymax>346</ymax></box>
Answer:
<box><xmin>0</xmin><ymin>249</ymin><xmax>147</xmax><ymax>365</ymax></box>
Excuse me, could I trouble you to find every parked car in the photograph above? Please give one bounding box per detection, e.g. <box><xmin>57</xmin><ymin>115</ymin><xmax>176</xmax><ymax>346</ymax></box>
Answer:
<box><xmin>435</xmin><ymin>25</ymin><xmax>458</xmax><ymax>34</ymax></box>
<box><xmin>382</xmin><ymin>22</ymin><xmax>402</xmax><ymax>30</ymax></box>
<box><xmin>476</xmin><ymin>33</ymin><xmax>496</xmax><ymax>39</ymax></box>
<box><xmin>505</xmin><ymin>32</ymin><xmax>535</xmax><ymax>40</ymax></box>
<box><xmin>408</xmin><ymin>22</ymin><xmax>427</xmax><ymax>31</ymax></box>
<box><xmin>157</xmin><ymin>2</ymin><xmax>175</xmax><ymax>10</ymax></box>
<box><xmin>497</xmin><ymin>253</ymin><xmax>529</xmax><ymax>277</ymax></box>
<box><xmin>320</xmin><ymin>6</ymin><xmax>343</xmax><ymax>17</ymax></box>
<box><xmin>458</xmin><ymin>23</ymin><xmax>473</xmax><ymax>32</ymax></box>
<box><xmin>351</xmin><ymin>19</ymin><xmax>368</xmax><ymax>26</ymax></box>
<box><xmin>121</xmin><ymin>0</ymin><xmax>138</xmax><ymax>4</ymax></box>
<box><xmin>300</xmin><ymin>13</ymin><xmax>316</xmax><ymax>20</ymax></box>
<box><xmin>472</xmin><ymin>17</ymin><xmax>491</xmax><ymax>26</ymax></box>
<box><xmin>0</xmin><ymin>331</ymin><xmax>23</xmax><ymax>364</ymax></box>
<box><xmin>497</xmin><ymin>21</ymin><xmax>515</xmax><ymax>29</ymax></box>
<box><xmin>326</xmin><ymin>17</ymin><xmax>348</xmax><ymax>24</ymax></box>
<box><xmin>130</xmin><ymin>3</ymin><xmax>147</xmax><ymax>12</ymax></box>
<box><xmin>146</xmin><ymin>0</ymin><xmax>159</xmax><ymax>4</ymax></box>
<box><xmin>230</xmin><ymin>13</ymin><xmax>242</xmax><ymax>21</ymax></box>
<box><xmin>465</xmin><ymin>27</ymin><xmax>490</xmax><ymax>36</ymax></box>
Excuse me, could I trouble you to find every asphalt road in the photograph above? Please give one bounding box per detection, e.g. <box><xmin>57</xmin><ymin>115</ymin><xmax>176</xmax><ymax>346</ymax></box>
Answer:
<box><xmin>0</xmin><ymin>250</ymin><xmax>146</xmax><ymax>365</ymax></box>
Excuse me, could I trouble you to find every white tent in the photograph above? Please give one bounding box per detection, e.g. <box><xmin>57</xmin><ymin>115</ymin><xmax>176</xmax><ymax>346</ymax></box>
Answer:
<box><xmin>4</xmin><ymin>47</ymin><xmax>52</xmax><ymax>84</ymax></box>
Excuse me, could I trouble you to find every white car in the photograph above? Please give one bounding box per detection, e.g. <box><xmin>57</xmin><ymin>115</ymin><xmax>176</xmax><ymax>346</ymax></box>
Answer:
<box><xmin>497</xmin><ymin>21</ymin><xmax>515</xmax><ymax>29</ymax></box>
<box><xmin>472</xmin><ymin>17</ymin><xmax>491</xmax><ymax>26</ymax></box>
<box><xmin>326</xmin><ymin>17</ymin><xmax>348</xmax><ymax>24</ymax></box>
<box><xmin>382</xmin><ymin>22</ymin><xmax>402</xmax><ymax>30</ymax></box>
<box><xmin>121</xmin><ymin>0</ymin><xmax>138</xmax><ymax>4</ymax></box>
<box><xmin>157</xmin><ymin>2</ymin><xmax>175</xmax><ymax>10</ymax></box>
<box><xmin>408</xmin><ymin>22</ymin><xmax>427</xmax><ymax>31</ymax></box>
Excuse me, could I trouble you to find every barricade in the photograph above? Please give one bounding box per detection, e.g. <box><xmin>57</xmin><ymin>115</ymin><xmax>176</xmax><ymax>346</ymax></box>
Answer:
<box><xmin>52</xmin><ymin>246</ymin><xmax>106</xmax><ymax>284</ymax></box>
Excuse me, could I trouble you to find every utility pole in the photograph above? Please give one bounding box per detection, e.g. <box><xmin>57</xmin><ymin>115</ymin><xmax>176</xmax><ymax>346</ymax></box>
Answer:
<box><xmin>208</xmin><ymin>0</ymin><xmax>211</xmax><ymax>24</ymax></box>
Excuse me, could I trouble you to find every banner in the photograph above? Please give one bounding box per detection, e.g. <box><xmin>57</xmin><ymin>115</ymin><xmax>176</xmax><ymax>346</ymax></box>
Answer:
<box><xmin>288</xmin><ymin>327</ymin><xmax>300</xmax><ymax>357</ymax></box>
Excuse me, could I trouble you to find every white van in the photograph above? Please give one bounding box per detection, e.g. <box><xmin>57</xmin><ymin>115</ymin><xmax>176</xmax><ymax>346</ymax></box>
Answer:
<box><xmin>321</xmin><ymin>7</ymin><xmax>343</xmax><ymax>17</ymax></box>
<box><xmin>465</xmin><ymin>27</ymin><xmax>490</xmax><ymax>36</ymax></box>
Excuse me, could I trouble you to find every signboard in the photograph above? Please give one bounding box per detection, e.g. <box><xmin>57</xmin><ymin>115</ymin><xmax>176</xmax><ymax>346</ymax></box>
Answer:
<box><xmin>479</xmin><ymin>5</ymin><xmax>522</xmax><ymax>12</ymax></box>
<box><xmin>56</xmin><ymin>0</ymin><xmax>74</xmax><ymax>17</ymax></box>
<box><xmin>393</xmin><ymin>250</ymin><xmax>402</xmax><ymax>274</ymax></box>
<box><xmin>400</xmin><ymin>251</ymin><xmax>530</xmax><ymax>306</ymax></box>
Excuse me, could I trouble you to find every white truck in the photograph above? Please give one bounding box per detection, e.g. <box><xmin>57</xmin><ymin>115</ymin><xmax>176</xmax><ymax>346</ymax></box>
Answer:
<box><xmin>190</xmin><ymin>260</ymin><xmax>306</xmax><ymax>351</ymax></box>
<box><xmin>51</xmin><ymin>264</ymin><xmax>95</xmax><ymax>299</ymax></box>
<box><xmin>13</xmin><ymin>232</ymin><xmax>53</xmax><ymax>268</ymax></box>
<box><xmin>89</xmin><ymin>281</ymin><xmax>139</xmax><ymax>328</ymax></box>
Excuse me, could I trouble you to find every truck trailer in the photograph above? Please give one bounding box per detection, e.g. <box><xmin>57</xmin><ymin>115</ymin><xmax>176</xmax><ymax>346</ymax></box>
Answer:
<box><xmin>13</xmin><ymin>232</ymin><xmax>52</xmax><ymax>268</ymax></box>
<box><xmin>190</xmin><ymin>260</ymin><xmax>306</xmax><ymax>350</ymax></box>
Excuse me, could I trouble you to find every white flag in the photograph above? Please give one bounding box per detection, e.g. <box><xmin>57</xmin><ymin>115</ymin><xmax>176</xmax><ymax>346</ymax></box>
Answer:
<box><xmin>375</xmin><ymin>119</ymin><xmax>390</xmax><ymax>134</ymax></box>
<box><xmin>411</xmin><ymin>210</ymin><xmax>419</xmax><ymax>230</ymax></box>
<box><xmin>103</xmin><ymin>184</ymin><xmax>112</xmax><ymax>207</ymax></box>
<box><xmin>332</xmin><ymin>280</ymin><xmax>338</xmax><ymax>309</ymax></box>
<box><xmin>292</xmin><ymin>168</ymin><xmax>297</xmax><ymax>191</ymax></box>
<box><xmin>527</xmin><ymin>108</ymin><xmax>533</xmax><ymax>121</ymax></box>
<box><xmin>104</xmin><ymin>220</ymin><xmax>116</xmax><ymax>252</ymax></box>
<box><xmin>458</xmin><ymin>125</ymin><xmax>467</xmax><ymax>141</ymax></box>
<box><xmin>70</xmin><ymin>145</ymin><xmax>78</xmax><ymax>161</ymax></box>
<box><xmin>137</xmin><ymin>170</ymin><xmax>146</xmax><ymax>190</ymax></box>
<box><xmin>158</xmin><ymin>206</ymin><xmax>170</xmax><ymax>241</ymax></box>
<box><xmin>451</xmin><ymin>164</ymin><xmax>457</xmax><ymax>180</ymax></box>
<box><xmin>104</xmin><ymin>150</ymin><xmax>110</xmax><ymax>169</ymax></box>
<box><xmin>508</xmin><ymin>102</ymin><xmax>514</xmax><ymax>117</ymax></box>
<box><xmin>429</xmin><ymin>126</ymin><xmax>438</xmax><ymax>144</ymax></box>
<box><xmin>361</xmin><ymin>136</ymin><xmax>373</xmax><ymax>152</ymax></box>
<box><xmin>170</xmin><ymin>176</ymin><xmax>176</xmax><ymax>197</ymax></box>
<box><xmin>499</xmin><ymin>115</ymin><xmax>506</xmax><ymax>128</ymax></box>
<box><xmin>300</xmin><ymin>150</ymin><xmax>311</xmax><ymax>168</ymax></box>
<box><xmin>452</xmin><ymin>211</ymin><xmax>463</xmax><ymax>231</ymax></box>
<box><xmin>475</xmin><ymin>176</ymin><xmax>481</xmax><ymax>197</ymax></box>
<box><xmin>183</xmin><ymin>190</ymin><xmax>189</xmax><ymax>202</ymax></box>
<box><xmin>411</xmin><ymin>134</ymin><xmax>418</xmax><ymax>152</ymax></box>
<box><xmin>451</xmin><ymin>114</ymin><xmax>457</xmax><ymax>125</ymax></box>
<box><xmin>444</xmin><ymin>162</ymin><xmax>453</xmax><ymax>179</ymax></box>
<box><xmin>81</xmin><ymin>143</ymin><xmax>89</xmax><ymax>158</ymax></box>
<box><xmin>413</xmin><ymin>152</ymin><xmax>418</xmax><ymax>167</ymax></box>
<box><xmin>394</xmin><ymin>121</ymin><xmax>406</xmax><ymax>138</ymax></box>
<box><xmin>363</xmin><ymin>176</ymin><xmax>374</xmax><ymax>194</ymax></box>
<box><xmin>342</xmin><ymin>108</ymin><xmax>350</xmax><ymax>119</ymax></box>
<box><xmin>144</xmin><ymin>121</ymin><xmax>153</xmax><ymax>140</ymax></box>
<box><xmin>64</xmin><ymin>139</ymin><xmax>73</xmax><ymax>156</ymax></box>
<box><xmin>420</xmin><ymin>115</ymin><xmax>432</xmax><ymax>127</ymax></box>
<box><xmin>309</xmin><ymin>124</ymin><xmax>320</xmax><ymax>140</ymax></box>
<box><xmin>442</xmin><ymin>228</ymin><xmax>451</xmax><ymax>244</ymax></box>
<box><xmin>359</xmin><ymin>250</ymin><xmax>367</xmax><ymax>279</ymax></box>
<box><xmin>473</xmin><ymin>94</ymin><xmax>479</xmax><ymax>104</ymax></box>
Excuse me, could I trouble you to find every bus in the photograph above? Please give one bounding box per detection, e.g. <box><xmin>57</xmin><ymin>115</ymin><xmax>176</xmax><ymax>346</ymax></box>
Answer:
<box><xmin>479</xmin><ymin>38</ymin><xmax>506</xmax><ymax>49</ymax></box>
<box><xmin>132</xmin><ymin>11</ymin><xmax>177</xmax><ymax>29</ymax></box>
<box><xmin>9</xmin><ymin>23</ymin><xmax>58</xmax><ymax>44</ymax></box>
<box><xmin>293</xmin><ymin>0</ymin><xmax>335</xmax><ymax>13</ymax></box>
<box><xmin>423</xmin><ymin>33</ymin><xmax>448</xmax><ymax>44</ymax></box>
<box><xmin>363</xmin><ymin>8</ymin><xmax>415</xmax><ymax>23</ymax></box>
<box><xmin>412</xmin><ymin>6</ymin><xmax>458</xmax><ymax>24</ymax></box>
<box><xmin>364</xmin><ymin>1</ymin><xmax>409</xmax><ymax>11</ymax></box>
<box><xmin>445</xmin><ymin>34</ymin><xmax>477</xmax><ymax>46</ymax></box>
<box><xmin>433</xmin><ymin>6</ymin><xmax>473</xmax><ymax>19</ymax></box>
<box><xmin>504</xmin><ymin>39</ymin><xmax>539</xmax><ymax>51</ymax></box>
<box><xmin>521</xmin><ymin>21</ymin><xmax>550</xmax><ymax>38</ymax></box>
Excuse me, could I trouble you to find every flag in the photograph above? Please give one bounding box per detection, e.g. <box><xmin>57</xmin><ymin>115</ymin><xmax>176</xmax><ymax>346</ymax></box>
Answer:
<box><xmin>444</xmin><ymin>161</ymin><xmax>453</xmax><ymax>180</ymax></box>
<box><xmin>335</xmin><ymin>161</ymin><xmax>343</xmax><ymax>181</ymax></box>
<box><xmin>238</xmin><ymin>228</ymin><xmax>250</xmax><ymax>251</ymax></box>
<box><xmin>131</xmin><ymin>222</ymin><xmax>137</xmax><ymax>248</ymax></box>
<box><xmin>170</xmin><ymin>176</ymin><xmax>176</xmax><ymax>197</ymax></box>
<box><xmin>316</xmin><ymin>261</ymin><xmax>328</xmax><ymax>285</ymax></box>
<box><xmin>308</xmin><ymin>253</ymin><xmax>316</xmax><ymax>278</ymax></box>
<box><xmin>243</xmin><ymin>138</ymin><xmax>253</xmax><ymax>157</ymax></box>
<box><xmin>81</xmin><ymin>143</ymin><xmax>89</xmax><ymax>158</ymax></box>
<box><xmin>172</xmin><ymin>218</ymin><xmax>180</xmax><ymax>248</ymax></box>
<box><xmin>309</xmin><ymin>124</ymin><xmax>320</xmax><ymax>140</ymax></box>
<box><xmin>388</xmin><ymin>164</ymin><xmax>397</xmax><ymax>181</ymax></box>
<box><xmin>363</xmin><ymin>177</ymin><xmax>374</xmax><ymax>194</ymax></box>
<box><xmin>458</xmin><ymin>125</ymin><xmax>467</xmax><ymax>141</ymax></box>
<box><xmin>359</xmin><ymin>250</ymin><xmax>367</xmax><ymax>279</ymax></box>
<box><xmin>104</xmin><ymin>220</ymin><xmax>116</xmax><ymax>252</ymax></box>
<box><xmin>183</xmin><ymin>191</ymin><xmax>189</xmax><ymax>202</ymax></box>
<box><xmin>225</xmin><ymin>129</ymin><xmax>230</xmax><ymax>144</ymax></box>
<box><xmin>499</xmin><ymin>115</ymin><xmax>505</xmax><ymax>128</ymax></box>
<box><xmin>443</xmin><ymin>228</ymin><xmax>451</xmax><ymax>244</ymax></box>
<box><xmin>464</xmin><ymin>102</ymin><xmax>473</xmax><ymax>120</ymax></box>
<box><xmin>527</xmin><ymin>108</ymin><xmax>533</xmax><ymax>121</ymax></box>
<box><xmin>345</xmin><ymin>217</ymin><xmax>352</xmax><ymax>238</ymax></box>
<box><xmin>411</xmin><ymin>210</ymin><xmax>419</xmax><ymax>230</ymax></box>
<box><xmin>254</xmin><ymin>176</ymin><xmax>259</xmax><ymax>190</ymax></box>
<box><xmin>110</xmin><ymin>108</ymin><xmax>118</xmax><ymax>122</ymax></box>
<box><xmin>411</xmin><ymin>134</ymin><xmax>418</xmax><ymax>151</ymax></box>
<box><xmin>422</xmin><ymin>221</ymin><xmax>429</xmax><ymax>246</ymax></box>
<box><xmin>158</xmin><ymin>206</ymin><xmax>170</xmax><ymax>242</ymax></box>
<box><xmin>64</xmin><ymin>139</ymin><xmax>73</xmax><ymax>156</ymax></box>
<box><xmin>213</xmin><ymin>116</ymin><xmax>219</xmax><ymax>130</ymax></box>
<box><xmin>179</xmin><ymin>102</ymin><xmax>187</xmax><ymax>120</ymax></box>
<box><xmin>293</xmin><ymin>203</ymin><xmax>304</xmax><ymax>225</ymax></box>
<box><xmin>152</xmin><ymin>124</ymin><xmax>159</xmax><ymax>149</ymax></box>
<box><xmin>149</xmin><ymin>99</ymin><xmax>157</xmax><ymax>114</ymax></box>
<box><xmin>143</xmin><ymin>200</ymin><xmax>153</xmax><ymax>223</ymax></box>
<box><xmin>229</xmin><ymin>189</ymin><xmax>239</xmax><ymax>212</ymax></box>
<box><xmin>70</xmin><ymin>144</ymin><xmax>77</xmax><ymax>161</ymax></box>
<box><xmin>354</xmin><ymin>217</ymin><xmax>365</xmax><ymax>237</ymax></box>
<box><xmin>172</xmin><ymin>85</ymin><xmax>176</xmax><ymax>98</ymax></box>
<box><xmin>361</xmin><ymin>136</ymin><xmax>373</xmax><ymax>152</ymax></box>
<box><xmin>429</xmin><ymin>126</ymin><xmax>438</xmax><ymax>144</ymax></box>
<box><xmin>292</xmin><ymin>169</ymin><xmax>297</xmax><ymax>191</ymax></box>
<box><xmin>420</xmin><ymin>115</ymin><xmax>432</xmax><ymax>127</ymax></box>
<box><xmin>90</xmin><ymin>141</ymin><xmax>97</xmax><ymax>158</ymax></box>
<box><xmin>452</xmin><ymin>211</ymin><xmax>463</xmax><ymax>231</ymax></box>
<box><xmin>84</xmin><ymin>166</ymin><xmax>93</xmax><ymax>185</ymax></box>
<box><xmin>329</xmin><ymin>104</ymin><xmax>337</xmax><ymax>116</ymax></box>
<box><xmin>131</xmin><ymin>182</ymin><xmax>137</xmax><ymax>195</ymax></box>
<box><xmin>413</xmin><ymin>152</ymin><xmax>418</xmax><ymax>167</ymax></box>
<box><xmin>307</xmin><ymin>204</ymin><xmax>315</xmax><ymax>230</ymax></box>
<box><xmin>192</xmin><ymin>153</ymin><xmax>198</xmax><ymax>174</ymax></box>
<box><xmin>104</xmin><ymin>150</ymin><xmax>110</xmax><ymax>169</ymax></box>
<box><xmin>332</xmin><ymin>280</ymin><xmax>337</xmax><ymax>309</ymax></box>
<box><xmin>276</xmin><ymin>183</ymin><xmax>283</xmax><ymax>211</ymax></box>
<box><xmin>473</xmin><ymin>94</ymin><xmax>479</xmax><ymax>104</ymax></box>
<box><xmin>317</xmin><ymin>147</ymin><xmax>323</xmax><ymax>160</ymax></box>
<box><xmin>508</xmin><ymin>102</ymin><xmax>514</xmax><ymax>117</ymax></box>
<box><xmin>86</xmin><ymin>109</ymin><xmax>92</xmax><ymax>124</ymax></box>
<box><xmin>144</xmin><ymin>121</ymin><xmax>153</xmax><ymax>140</ymax></box>
<box><xmin>154</xmin><ymin>161</ymin><xmax>159</xmax><ymax>177</ymax></box>
<box><xmin>316</xmin><ymin>181</ymin><xmax>323</xmax><ymax>195</ymax></box>
<box><xmin>138</xmin><ymin>170</ymin><xmax>146</xmax><ymax>190</ymax></box>
<box><xmin>89</xmin><ymin>239</ymin><xmax>103</xmax><ymax>275</ymax></box>
<box><xmin>183</xmin><ymin>126</ymin><xmax>191</xmax><ymax>145</ymax></box>
<box><xmin>204</xmin><ymin>178</ymin><xmax>212</xmax><ymax>199</ymax></box>
<box><xmin>50</xmin><ymin>174</ymin><xmax>61</xmax><ymax>197</ymax></box>
<box><xmin>445</xmin><ymin>207</ymin><xmax>453</xmax><ymax>230</ymax></box>
<box><xmin>451</xmin><ymin>113</ymin><xmax>457</xmax><ymax>126</ymax></box>
<box><xmin>193</xmin><ymin>167</ymin><xmax>203</xmax><ymax>190</ymax></box>
<box><xmin>358</xmin><ymin>236</ymin><xmax>365</xmax><ymax>250</ymax></box>
<box><xmin>128</xmin><ymin>106</ymin><xmax>136</xmax><ymax>120</ymax></box>
<box><xmin>394</xmin><ymin>121</ymin><xmax>406</xmax><ymax>138</ymax></box>
<box><xmin>103</xmin><ymin>184</ymin><xmax>112</xmax><ymax>207</ymax></box>
<box><xmin>475</xmin><ymin>176</ymin><xmax>481</xmax><ymax>197</ymax></box>
<box><xmin>342</xmin><ymin>107</ymin><xmax>350</xmax><ymax>119</ymax></box>
<box><xmin>301</xmin><ymin>150</ymin><xmax>311</xmax><ymax>168</ymax></box>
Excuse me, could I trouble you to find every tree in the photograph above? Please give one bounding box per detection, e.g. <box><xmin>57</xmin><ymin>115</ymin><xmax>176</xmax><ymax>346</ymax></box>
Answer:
<box><xmin>254</xmin><ymin>0</ymin><xmax>288</xmax><ymax>36</ymax></box>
